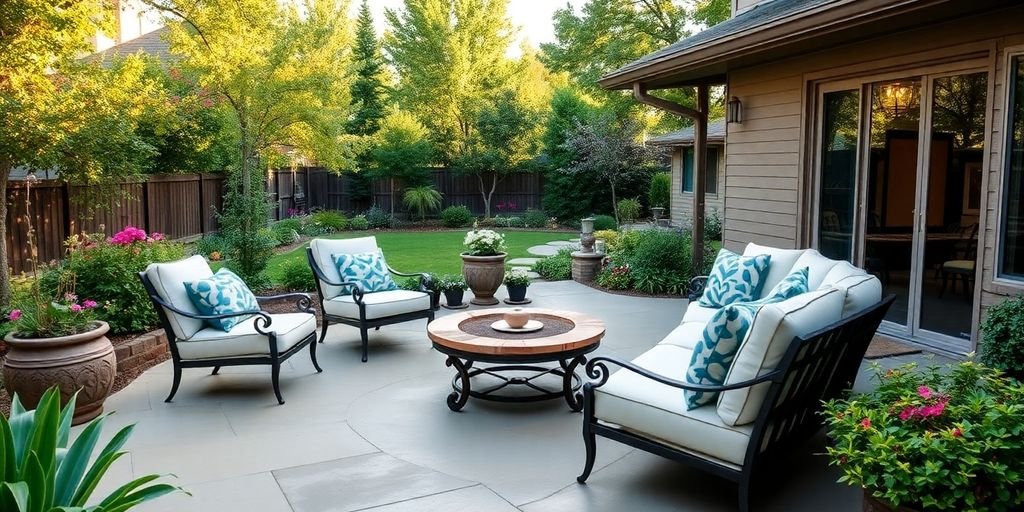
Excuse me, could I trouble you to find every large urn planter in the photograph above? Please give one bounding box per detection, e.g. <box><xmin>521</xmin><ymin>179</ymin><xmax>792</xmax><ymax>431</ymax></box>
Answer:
<box><xmin>461</xmin><ymin>253</ymin><xmax>507</xmax><ymax>305</ymax></box>
<box><xmin>3</xmin><ymin>321</ymin><xmax>116</xmax><ymax>425</ymax></box>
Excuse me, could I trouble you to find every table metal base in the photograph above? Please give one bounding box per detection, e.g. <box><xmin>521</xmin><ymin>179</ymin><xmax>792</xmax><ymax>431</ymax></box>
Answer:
<box><xmin>444</xmin><ymin>355</ymin><xmax>587</xmax><ymax>412</ymax></box>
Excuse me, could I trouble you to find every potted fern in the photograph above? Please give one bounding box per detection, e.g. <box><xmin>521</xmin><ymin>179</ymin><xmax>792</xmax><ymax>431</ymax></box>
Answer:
<box><xmin>0</xmin><ymin>387</ymin><xmax>182</xmax><ymax>511</ymax></box>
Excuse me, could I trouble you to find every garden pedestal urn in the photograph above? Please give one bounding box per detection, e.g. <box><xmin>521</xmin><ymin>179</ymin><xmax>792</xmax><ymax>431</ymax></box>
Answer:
<box><xmin>3</xmin><ymin>321</ymin><xmax>116</xmax><ymax>425</ymax></box>
<box><xmin>461</xmin><ymin>253</ymin><xmax>507</xmax><ymax>305</ymax></box>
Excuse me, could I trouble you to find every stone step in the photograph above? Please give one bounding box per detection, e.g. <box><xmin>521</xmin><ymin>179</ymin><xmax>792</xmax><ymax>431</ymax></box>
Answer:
<box><xmin>507</xmin><ymin>257</ymin><xmax>540</xmax><ymax>266</ymax></box>
<box><xmin>545</xmin><ymin>240</ymin><xmax>577</xmax><ymax>247</ymax></box>
<box><xmin>527</xmin><ymin>245</ymin><xmax>560</xmax><ymax>257</ymax></box>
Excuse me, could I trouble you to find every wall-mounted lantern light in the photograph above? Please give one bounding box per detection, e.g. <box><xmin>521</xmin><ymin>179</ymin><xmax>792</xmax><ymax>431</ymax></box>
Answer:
<box><xmin>727</xmin><ymin>96</ymin><xmax>743</xmax><ymax>124</ymax></box>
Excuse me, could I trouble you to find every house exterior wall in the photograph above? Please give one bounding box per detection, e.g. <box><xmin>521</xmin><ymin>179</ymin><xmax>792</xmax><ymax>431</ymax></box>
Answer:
<box><xmin>720</xmin><ymin>5</ymin><xmax>1024</xmax><ymax>348</ymax></box>
<box><xmin>670</xmin><ymin>145</ymin><xmax>726</xmax><ymax>226</ymax></box>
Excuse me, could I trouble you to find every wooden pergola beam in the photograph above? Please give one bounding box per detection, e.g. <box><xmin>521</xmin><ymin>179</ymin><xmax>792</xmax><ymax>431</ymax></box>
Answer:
<box><xmin>632</xmin><ymin>82</ymin><xmax>710</xmax><ymax>272</ymax></box>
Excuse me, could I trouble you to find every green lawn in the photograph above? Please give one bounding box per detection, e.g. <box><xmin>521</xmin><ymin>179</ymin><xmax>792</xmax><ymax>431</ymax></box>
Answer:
<box><xmin>266</xmin><ymin>230</ymin><xmax>574</xmax><ymax>281</ymax></box>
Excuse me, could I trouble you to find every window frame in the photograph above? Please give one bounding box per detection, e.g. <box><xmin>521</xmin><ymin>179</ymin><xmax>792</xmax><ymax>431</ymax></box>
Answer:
<box><xmin>997</xmin><ymin>52</ymin><xmax>1024</xmax><ymax>284</ymax></box>
<box><xmin>681</xmin><ymin>146</ymin><xmax>720</xmax><ymax>196</ymax></box>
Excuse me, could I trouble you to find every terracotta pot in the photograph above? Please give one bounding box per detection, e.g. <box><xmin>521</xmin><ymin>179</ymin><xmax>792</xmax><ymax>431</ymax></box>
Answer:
<box><xmin>507</xmin><ymin>284</ymin><xmax>528</xmax><ymax>303</ymax></box>
<box><xmin>3</xmin><ymin>321</ymin><xmax>116</xmax><ymax>425</ymax></box>
<box><xmin>862</xmin><ymin>491</ymin><xmax>920</xmax><ymax>512</ymax></box>
<box><xmin>504</xmin><ymin>308</ymin><xmax>531</xmax><ymax>328</ymax></box>
<box><xmin>461</xmin><ymin>252</ymin><xmax>507</xmax><ymax>306</ymax></box>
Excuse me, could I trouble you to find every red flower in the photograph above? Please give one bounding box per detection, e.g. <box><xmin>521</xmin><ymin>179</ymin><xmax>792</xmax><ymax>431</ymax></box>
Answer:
<box><xmin>952</xmin><ymin>427</ymin><xmax>963</xmax><ymax>438</ymax></box>
<box><xmin>860</xmin><ymin>417</ymin><xmax>871</xmax><ymax>429</ymax></box>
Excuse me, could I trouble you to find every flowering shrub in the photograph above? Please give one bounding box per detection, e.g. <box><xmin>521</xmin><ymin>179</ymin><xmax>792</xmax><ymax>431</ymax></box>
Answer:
<box><xmin>504</xmin><ymin>268</ymin><xmax>531</xmax><ymax>287</ymax></box>
<box><xmin>823</xmin><ymin>360</ymin><xmax>1024</xmax><ymax>511</ymax></box>
<box><xmin>437</xmin><ymin>274</ymin><xmax>467</xmax><ymax>293</ymax></box>
<box><xmin>463</xmin><ymin>229</ymin><xmax>506</xmax><ymax>256</ymax></box>
<box><xmin>41</xmin><ymin>228</ymin><xmax>186</xmax><ymax>334</ymax></box>
<box><xmin>596</xmin><ymin>264</ymin><xmax>632</xmax><ymax>290</ymax></box>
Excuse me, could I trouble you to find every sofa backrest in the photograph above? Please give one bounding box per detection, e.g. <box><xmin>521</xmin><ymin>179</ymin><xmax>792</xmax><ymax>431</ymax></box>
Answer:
<box><xmin>143</xmin><ymin>255</ymin><xmax>213</xmax><ymax>340</ymax></box>
<box><xmin>309</xmin><ymin>236</ymin><xmax>380</xmax><ymax>299</ymax></box>
<box><xmin>741</xmin><ymin>243</ymin><xmax>804</xmax><ymax>298</ymax></box>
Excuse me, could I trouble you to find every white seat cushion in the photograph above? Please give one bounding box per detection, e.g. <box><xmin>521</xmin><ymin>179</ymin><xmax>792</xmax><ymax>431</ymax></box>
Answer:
<box><xmin>310</xmin><ymin>237</ymin><xmax>381</xmax><ymax>299</ymax></box>
<box><xmin>595</xmin><ymin>344</ymin><xmax>752</xmax><ymax>468</ymax></box>
<box><xmin>716</xmin><ymin>288</ymin><xmax>844</xmax><ymax>426</ymax></box>
<box><xmin>743</xmin><ymin>243</ymin><xmax>806</xmax><ymax>299</ymax></box>
<box><xmin>658</xmin><ymin>321</ymin><xmax>705</xmax><ymax>351</ymax></box>
<box><xmin>791</xmin><ymin>249</ymin><xmax>841</xmax><ymax>290</ymax></box>
<box><xmin>681</xmin><ymin>303</ymin><xmax>718</xmax><ymax>325</ymax></box>
<box><xmin>323</xmin><ymin>289</ymin><xmax>431</xmax><ymax>320</ymax></box>
<box><xmin>144</xmin><ymin>255</ymin><xmax>213</xmax><ymax>340</ymax></box>
<box><xmin>176</xmin><ymin>313</ymin><xmax>316</xmax><ymax>360</ymax></box>
<box><xmin>822</xmin><ymin>262</ymin><xmax>882</xmax><ymax>318</ymax></box>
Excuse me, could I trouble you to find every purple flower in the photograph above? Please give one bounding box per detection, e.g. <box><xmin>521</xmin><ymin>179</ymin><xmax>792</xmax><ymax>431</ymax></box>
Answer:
<box><xmin>70</xmin><ymin>304</ymin><xmax>83</xmax><ymax>313</ymax></box>
<box><xmin>8</xmin><ymin>309</ymin><xmax>21</xmax><ymax>321</ymax></box>
<box><xmin>82</xmin><ymin>299</ymin><xmax>98</xmax><ymax>309</ymax></box>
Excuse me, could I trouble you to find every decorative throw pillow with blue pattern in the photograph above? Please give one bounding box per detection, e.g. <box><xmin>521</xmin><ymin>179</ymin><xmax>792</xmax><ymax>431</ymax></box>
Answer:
<box><xmin>685</xmin><ymin>301</ymin><xmax>763</xmax><ymax>409</ymax></box>
<box><xmin>184</xmin><ymin>268</ymin><xmax>260</xmax><ymax>332</ymax></box>
<box><xmin>332</xmin><ymin>251</ymin><xmax>398</xmax><ymax>295</ymax></box>
<box><xmin>764</xmin><ymin>266</ymin><xmax>809</xmax><ymax>301</ymax></box>
<box><xmin>698</xmin><ymin>249</ymin><xmax>772</xmax><ymax>308</ymax></box>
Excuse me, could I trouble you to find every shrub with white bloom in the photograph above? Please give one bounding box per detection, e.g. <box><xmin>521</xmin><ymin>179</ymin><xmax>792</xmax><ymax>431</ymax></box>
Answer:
<box><xmin>464</xmin><ymin>229</ymin><xmax>506</xmax><ymax>256</ymax></box>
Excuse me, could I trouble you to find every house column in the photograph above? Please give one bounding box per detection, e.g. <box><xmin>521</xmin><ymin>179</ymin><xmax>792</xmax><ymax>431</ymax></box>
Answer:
<box><xmin>632</xmin><ymin>82</ymin><xmax>709</xmax><ymax>271</ymax></box>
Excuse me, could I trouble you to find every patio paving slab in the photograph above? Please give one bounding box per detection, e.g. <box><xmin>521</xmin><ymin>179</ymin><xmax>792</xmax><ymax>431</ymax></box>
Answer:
<box><xmin>274</xmin><ymin>452</ymin><xmax>475</xmax><ymax>512</ymax></box>
<box><xmin>545</xmin><ymin>240</ymin><xmax>577</xmax><ymax>247</ymax></box>
<box><xmin>359</xmin><ymin>485</ymin><xmax>518</xmax><ymax>512</ymax></box>
<box><xmin>140</xmin><ymin>472</ymin><xmax>293</xmax><ymax>512</ymax></box>
<box><xmin>507</xmin><ymin>257</ymin><xmax>541</xmax><ymax>266</ymax></box>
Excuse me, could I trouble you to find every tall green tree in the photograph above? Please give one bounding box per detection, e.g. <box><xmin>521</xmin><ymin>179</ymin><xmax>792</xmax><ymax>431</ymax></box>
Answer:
<box><xmin>456</xmin><ymin>89</ymin><xmax>543</xmax><ymax>218</ymax></box>
<box><xmin>144</xmin><ymin>0</ymin><xmax>359</xmax><ymax>285</ymax></box>
<box><xmin>542</xmin><ymin>86</ymin><xmax>604</xmax><ymax>221</ymax></box>
<box><xmin>347</xmin><ymin>0</ymin><xmax>388</xmax><ymax>206</ymax></box>
<box><xmin>0</xmin><ymin>0</ymin><xmax>161</xmax><ymax>306</ymax></box>
<box><xmin>370</xmin><ymin>108</ymin><xmax>434</xmax><ymax>218</ymax></box>
<box><xmin>384</xmin><ymin>0</ymin><xmax>516</xmax><ymax>162</ymax></box>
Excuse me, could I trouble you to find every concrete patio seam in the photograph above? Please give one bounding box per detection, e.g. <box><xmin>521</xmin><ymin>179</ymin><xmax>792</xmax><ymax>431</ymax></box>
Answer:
<box><xmin>480</xmin><ymin>483</ymin><xmax>526</xmax><ymax>511</ymax></box>
<box><xmin>346</xmin><ymin>483</ymin><xmax>483</xmax><ymax>512</ymax></box>
<box><xmin>513</xmin><ymin>448</ymin><xmax>636</xmax><ymax>508</ymax></box>
<box><xmin>269</xmin><ymin>471</ymin><xmax>297</xmax><ymax>512</ymax></box>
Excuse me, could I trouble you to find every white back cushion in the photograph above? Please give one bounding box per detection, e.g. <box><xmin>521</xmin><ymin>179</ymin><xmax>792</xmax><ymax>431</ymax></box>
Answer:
<box><xmin>822</xmin><ymin>261</ymin><xmax>882</xmax><ymax>317</ymax></box>
<box><xmin>310</xmin><ymin>237</ymin><xmax>380</xmax><ymax>299</ymax></box>
<box><xmin>144</xmin><ymin>255</ymin><xmax>213</xmax><ymax>340</ymax></box>
<box><xmin>791</xmin><ymin>249</ymin><xmax>841</xmax><ymax>290</ymax></box>
<box><xmin>716</xmin><ymin>287</ymin><xmax>844</xmax><ymax>426</ymax></box>
<box><xmin>742</xmin><ymin>243</ymin><xmax>805</xmax><ymax>299</ymax></box>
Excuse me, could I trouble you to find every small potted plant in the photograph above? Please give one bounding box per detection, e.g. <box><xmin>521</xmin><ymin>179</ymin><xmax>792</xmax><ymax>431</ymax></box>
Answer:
<box><xmin>503</xmin><ymin>267</ymin><xmax>532</xmax><ymax>305</ymax></box>
<box><xmin>979</xmin><ymin>294</ymin><xmax>1024</xmax><ymax>380</ymax></box>
<box><xmin>439</xmin><ymin>274</ymin><xmax>469</xmax><ymax>309</ymax></box>
<box><xmin>823</xmin><ymin>360</ymin><xmax>1024</xmax><ymax>511</ymax></box>
<box><xmin>461</xmin><ymin>227</ymin><xmax>507</xmax><ymax>305</ymax></box>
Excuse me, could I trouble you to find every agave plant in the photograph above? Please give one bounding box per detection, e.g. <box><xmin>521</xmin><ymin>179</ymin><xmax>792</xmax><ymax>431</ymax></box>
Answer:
<box><xmin>0</xmin><ymin>387</ymin><xmax>181</xmax><ymax>511</ymax></box>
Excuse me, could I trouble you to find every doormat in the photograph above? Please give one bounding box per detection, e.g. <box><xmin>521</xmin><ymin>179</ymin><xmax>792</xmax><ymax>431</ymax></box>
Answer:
<box><xmin>864</xmin><ymin>335</ymin><xmax>922</xmax><ymax>360</ymax></box>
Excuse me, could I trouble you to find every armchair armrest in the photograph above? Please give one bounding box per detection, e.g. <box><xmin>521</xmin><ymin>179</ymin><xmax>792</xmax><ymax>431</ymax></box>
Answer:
<box><xmin>387</xmin><ymin>266</ymin><xmax>435</xmax><ymax>295</ymax></box>
<box><xmin>147</xmin><ymin>293</ymin><xmax>276</xmax><ymax>335</ymax></box>
<box><xmin>255</xmin><ymin>292</ymin><xmax>315</xmax><ymax>314</ymax></box>
<box><xmin>306</xmin><ymin>250</ymin><xmax>365</xmax><ymax>303</ymax></box>
<box><xmin>687</xmin><ymin>276</ymin><xmax>708</xmax><ymax>301</ymax></box>
<box><xmin>584</xmin><ymin>355</ymin><xmax>782</xmax><ymax>393</ymax></box>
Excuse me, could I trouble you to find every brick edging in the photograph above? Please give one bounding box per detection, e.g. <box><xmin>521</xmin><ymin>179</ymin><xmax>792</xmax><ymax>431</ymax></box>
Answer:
<box><xmin>113</xmin><ymin>328</ymin><xmax>170</xmax><ymax>374</ymax></box>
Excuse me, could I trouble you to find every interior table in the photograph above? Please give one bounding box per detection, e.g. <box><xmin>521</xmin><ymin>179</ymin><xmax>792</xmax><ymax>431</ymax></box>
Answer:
<box><xmin>427</xmin><ymin>308</ymin><xmax>605</xmax><ymax>412</ymax></box>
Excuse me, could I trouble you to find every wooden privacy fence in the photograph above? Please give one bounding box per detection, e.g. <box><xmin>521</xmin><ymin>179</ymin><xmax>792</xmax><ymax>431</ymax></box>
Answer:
<box><xmin>6</xmin><ymin>174</ymin><xmax>225</xmax><ymax>275</ymax></box>
<box><xmin>270</xmin><ymin>167</ymin><xmax>544</xmax><ymax>220</ymax></box>
<box><xmin>6</xmin><ymin>167</ymin><xmax>544</xmax><ymax>274</ymax></box>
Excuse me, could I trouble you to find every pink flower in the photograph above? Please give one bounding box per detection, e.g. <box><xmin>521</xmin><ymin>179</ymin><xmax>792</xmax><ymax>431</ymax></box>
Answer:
<box><xmin>110</xmin><ymin>226</ymin><xmax>148</xmax><ymax>245</ymax></box>
<box><xmin>150</xmin><ymin>232</ymin><xmax>165</xmax><ymax>241</ymax></box>
<box><xmin>917</xmin><ymin>385</ymin><xmax>933</xmax><ymax>399</ymax></box>
<box><xmin>899</xmin><ymin>407</ymin><xmax>915</xmax><ymax>421</ymax></box>
<box><xmin>8</xmin><ymin>309</ymin><xmax>22</xmax><ymax>321</ymax></box>
<box><xmin>921</xmin><ymin>400</ymin><xmax>947</xmax><ymax>418</ymax></box>
<box><xmin>70</xmin><ymin>304</ymin><xmax>83</xmax><ymax>313</ymax></box>
<box><xmin>860</xmin><ymin>417</ymin><xmax>871</xmax><ymax>429</ymax></box>
<box><xmin>82</xmin><ymin>299</ymin><xmax>98</xmax><ymax>309</ymax></box>
<box><xmin>952</xmin><ymin>427</ymin><xmax>963</xmax><ymax>438</ymax></box>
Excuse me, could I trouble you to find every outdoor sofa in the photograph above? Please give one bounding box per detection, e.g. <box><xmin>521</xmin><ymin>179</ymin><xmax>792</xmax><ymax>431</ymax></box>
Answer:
<box><xmin>577</xmin><ymin>243</ymin><xmax>894</xmax><ymax>511</ymax></box>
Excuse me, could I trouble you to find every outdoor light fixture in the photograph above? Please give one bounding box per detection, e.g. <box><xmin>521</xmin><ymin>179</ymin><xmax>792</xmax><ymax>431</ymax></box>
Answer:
<box><xmin>727</xmin><ymin>96</ymin><xmax>742</xmax><ymax>124</ymax></box>
<box><xmin>877</xmin><ymin>82</ymin><xmax>916</xmax><ymax>115</ymax></box>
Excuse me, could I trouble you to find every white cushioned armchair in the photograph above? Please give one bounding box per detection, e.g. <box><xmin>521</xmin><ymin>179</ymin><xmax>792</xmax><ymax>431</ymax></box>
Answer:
<box><xmin>577</xmin><ymin>243</ymin><xmax>895</xmax><ymax>511</ymax></box>
<box><xmin>138</xmin><ymin>255</ymin><xmax>322</xmax><ymax>405</ymax></box>
<box><xmin>307</xmin><ymin>236</ymin><xmax>435</xmax><ymax>362</ymax></box>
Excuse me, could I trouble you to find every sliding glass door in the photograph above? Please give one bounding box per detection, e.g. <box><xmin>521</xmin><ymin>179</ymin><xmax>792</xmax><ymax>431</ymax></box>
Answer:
<box><xmin>813</xmin><ymin>70</ymin><xmax>987</xmax><ymax>353</ymax></box>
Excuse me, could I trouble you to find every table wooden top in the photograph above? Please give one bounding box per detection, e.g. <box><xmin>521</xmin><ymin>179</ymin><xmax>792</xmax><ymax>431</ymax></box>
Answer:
<box><xmin>427</xmin><ymin>308</ymin><xmax>605</xmax><ymax>356</ymax></box>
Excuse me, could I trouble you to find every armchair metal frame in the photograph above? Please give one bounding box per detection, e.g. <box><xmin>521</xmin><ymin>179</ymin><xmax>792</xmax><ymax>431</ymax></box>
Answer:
<box><xmin>138</xmin><ymin>272</ymin><xmax>322</xmax><ymax>405</ymax></box>
<box><xmin>577</xmin><ymin>295</ymin><xmax>895</xmax><ymax>512</ymax></box>
<box><xmin>307</xmin><ymin>248</ymin><xmax>436</xmax><ymax>362</ymax></box>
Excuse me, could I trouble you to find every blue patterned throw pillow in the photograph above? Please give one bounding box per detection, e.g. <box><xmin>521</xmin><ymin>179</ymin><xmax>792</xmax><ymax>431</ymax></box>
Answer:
<box><xmin>764</xmin><ymin>266</ymin><xmax>809</xmax><ymax>301</ymax></box>
<box><xmin>685</xmin><ymin>302</ymin><xmax>762</xmax><ymax>409</ymax></box>
<box><xmin>332</xmin><ymin>251</ymin><xmax>398</xmax><ymax>294</ymax></box>
<box><xmin>184</xmin><ymin>268</ymin><xmax>260</xmax><ymax>332</ymax></box>
<box><xmin>698</xmin><ymin>249</ymin><xmax>772</xmax><ymax>308</ymax></box>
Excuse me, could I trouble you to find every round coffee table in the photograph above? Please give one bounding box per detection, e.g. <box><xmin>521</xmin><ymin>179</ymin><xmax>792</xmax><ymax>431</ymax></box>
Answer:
<box><xmin>427</xmin><ymin>308</ymin><xmax>605</xmax><ymax>412</ymax></box>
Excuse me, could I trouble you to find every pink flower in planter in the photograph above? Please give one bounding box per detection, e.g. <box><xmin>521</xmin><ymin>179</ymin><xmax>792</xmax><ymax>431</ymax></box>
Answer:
<box><xmin>918</xmin><ymin>385</ymin><xmax>933</xmax><ymax>399</ymax></box>
<box><xmin>83</xmin><ymin>299</ymin><xmax>98</xmax><ymax>309</ymax></box>
<box><xmin>8</xmin><ymin>309</ymin><xmax>21</xmax><ymax>321</ymax></box>
<box><xmin>70</xmin><ymin>304</ymin><xmax>83</xmax><ymax>313</ymax></box>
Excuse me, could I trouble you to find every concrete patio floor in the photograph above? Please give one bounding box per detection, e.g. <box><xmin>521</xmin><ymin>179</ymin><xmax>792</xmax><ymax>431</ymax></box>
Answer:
<box><xmin>87</xmin><ymin>280</ymin><xmax>948</xmax><ymax>512</ymax></box>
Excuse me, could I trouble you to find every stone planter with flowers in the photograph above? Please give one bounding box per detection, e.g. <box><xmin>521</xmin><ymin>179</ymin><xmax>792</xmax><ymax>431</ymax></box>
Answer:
<box><xmin>823</xmin><ymin>360</ymin><xmax>1024</xmax><ymax>511</ymax></box>
<box><xmin>503</xmin><ymin>267</ymin><xmax>532</xmax><ymax>305</ymax></box>
<box><xmin>461</xmin><ymin>228</ymin><xmax>507</xmax><ymax>306</ymax></box>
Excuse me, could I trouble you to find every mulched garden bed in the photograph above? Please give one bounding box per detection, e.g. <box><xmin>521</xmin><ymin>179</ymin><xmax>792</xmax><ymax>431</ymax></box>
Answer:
<box><xmin>579</xmin><ymin>280</ymin><xmax>688</xmax><ymax>299</ymax></box>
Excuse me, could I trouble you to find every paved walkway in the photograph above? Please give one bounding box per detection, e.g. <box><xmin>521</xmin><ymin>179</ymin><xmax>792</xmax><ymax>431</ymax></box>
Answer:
<box><xmin>87</xmin><ymin>281</ymin><xmax>942</xmax><ymax>512</ymax></box>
